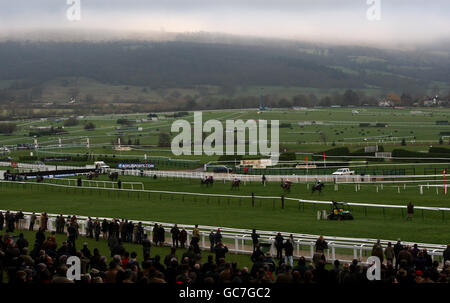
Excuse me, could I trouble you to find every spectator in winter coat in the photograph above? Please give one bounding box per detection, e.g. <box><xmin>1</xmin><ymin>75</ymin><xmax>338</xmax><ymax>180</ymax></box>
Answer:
<box><xmin>141</xmin><ymin>234</ymin><xmax>151</xmax><ymax>259</ymax></box>
<box><xmin>385</xmin><ymin>242</ymin><xmax>395</xmax><ymax>264</ymax></box>
<box><xmin>250</xmin><ymin>245</ymin><xmax>264</xmax><ymax>263</ymax></box>
<box><xmin>101</xmin><ymin>219</ymin><xmax>109</xmax><ymax>239</ymax></box>
<box><xmin>214</xmin><ymin>242</ymin><xmax>229</xmax><ymax>264</ymax></box>
<box><xmin>179</xmin><ymin>229</ymin><xmax>187</xmax><ymax>249</ymax></box>
<box><xmin>371</xmin><ymin>240</ymin><xmax>384</xmax><ymax>264</ymax></box>
<box><xmin>315</xmin><ymin>236</ymin><xmax>328</xmax><ymax>253</ymax></box>
<box><xmin>251</xmin><ymin>229</ymin><xmax>260</xmax><ymax>251</ymax></box>
<box><xmin>274</xmin><ymin>233</ymin><xmax>284</xmax><ymax>260</ymax></box>
<box><xmin>29</xmin><ymin>212</ymin><xmax>37</xmax><ymax>231</ymax></box>
<box><xmin>208</xmin><ymin>230</ymin><xmax>215</xmax><ymax>252</ymax></box>
<box><xmin>213</xmin><ymin>229</ymin><xmax>222</xmax><ymax>245</ymax></box>
<box><xmin>170</xmin><ymin>224</ymin><xmax>180</xmax><ymax>248</ymax></box>
<box><xmin>284</xmin><ymin>239</ymin><xmax>294</xmax><ymax>267</ymax></box>
<box><xmin>158</xmin><ymin>225</ymin><xmax>165</xmax><ymax>246</ymax></box>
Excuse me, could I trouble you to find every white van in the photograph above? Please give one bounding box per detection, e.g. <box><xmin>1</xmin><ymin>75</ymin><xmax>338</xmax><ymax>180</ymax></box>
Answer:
<box><xmin>94</xmin><ymin>161</ymin><xmax>110</xmax><ymax>172</ymax></box>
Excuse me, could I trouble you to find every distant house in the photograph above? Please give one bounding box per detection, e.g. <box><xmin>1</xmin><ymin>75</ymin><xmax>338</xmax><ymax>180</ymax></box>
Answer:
<box><xmin>423</xmin><ymin>98</ymin><xmax>438</xmax><ymax>107</ymax></box>
<box><xmin>377</xmin><ymin>99</ymin><xmax>393</xmax><ymax>107</ymax></box>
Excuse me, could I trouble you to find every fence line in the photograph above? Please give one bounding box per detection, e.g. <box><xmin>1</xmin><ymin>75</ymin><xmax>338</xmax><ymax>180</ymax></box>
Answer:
<box><xmin>1</xmin><ymin>161</ymin><xmax>448</xmax><ymax>184</ymax></box>
<box><xmin>1</xmin><ymin>209</ymin><xmax>446</xmax><ymax>265</ymax></box>
<box><xmin>49</xmin><ymin>178</ymin><xmax>145</xmax><ymax>190</ymax></box>
<box><xmin>2</xmin><ymin>180</ymin><xmax>450</xmax><ymax>213</ymax></box>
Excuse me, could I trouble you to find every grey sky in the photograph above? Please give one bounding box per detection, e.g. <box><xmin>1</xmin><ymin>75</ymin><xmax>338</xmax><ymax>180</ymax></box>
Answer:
<box><xmin>0</xmin><ymin>0</ymin><xmax>449</xmax><ymax>46</ymax></box>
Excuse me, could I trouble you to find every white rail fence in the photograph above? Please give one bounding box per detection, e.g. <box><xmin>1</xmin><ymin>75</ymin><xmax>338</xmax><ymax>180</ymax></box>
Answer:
<box><xmin>49</xmin><ymin>178</ymin><xmax>144</xmax><ymax>190</ymax></box>
<box><xmin>1</xmin><ymin>209</ymin><xmax>446</xmax><ymax>265</ymax></box>
<box><xmin>2</xmin><ymin>180</ymin><xmax>450</xmax><ymax>214</ymax></box>
<box><xmin>1</xmin><ymin>161</ymin><xmax>447</xmax><ymax>184</ymax></box>
<box><xmin>109</xmin><ymin>168</ymin><xmax>447</xmax><ymax>184</ymax></box>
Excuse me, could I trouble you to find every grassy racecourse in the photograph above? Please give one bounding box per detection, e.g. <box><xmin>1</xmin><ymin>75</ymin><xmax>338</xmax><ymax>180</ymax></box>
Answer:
<box><xmin>54</xmin><ymin>174</ymin><xmax>450</xmax><ymax>207</ymax></box>
<box><xmin>1</xmin><ymin>108</ymin><xmax>450</xmax><ymax>246</ymax></box>
<box><xmin>0</xmin><ymin>180</ymin><xmax>449</xmax><ymax>244</ymax></box>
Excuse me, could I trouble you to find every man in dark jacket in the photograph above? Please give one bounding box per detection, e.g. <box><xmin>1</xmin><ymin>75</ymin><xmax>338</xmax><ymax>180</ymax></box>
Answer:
<box><xmin>81</xmin><ymin>243</ymin><xmax>92</xmax><ymax>259</ymax></box>
<box><xmin>101</xmin><ymin>219</ymin><xmax>109</xmax><ymax>239</ymax></box>
<box><xmin>142</xmin><ymin>234</ymin><xmax>151</xmax><ymax>259</ymax></box>
<box><xmin>86</xmin><ymin>217</ymin><xmax>94</xmax><ymax>238</ymax></box>
<box><xmin>214</xmin><ymin>229</ymin><xmax>222</xmax><ymax>245</ymax></box>
<box><xmin>5</xmin><ymin>211</ymin><xmax>15</xmax><ymax>233</ymax></box>
<box><xmin>29</xmin><ymin>212</ymin><xmax>37</xmax><ymax>231</ymax></box>
<box><xmin>158</xmin><ymin>225</ymin><xmax>165</xmax><ymax>246</ymax></box>
<box><xmin>16</xmin><ymin>233</ymin><xmax>28</xmax><ymax>254</ymax></box>
<box><xmin>127</xmin><ymin>221</ymin><xmax>134</xmax><ymax>243</ymax></box>
<box><xmin>284</xmin><ymin>239</ymin><xmax>294</xmax><ymax>267</ymax></box>
<box><xmin>179</xmin><ymin>228</ymin><xmax>187</xmax><ymax>249</ymax></box>
<box><xmin>214</xmin><ymin>242</ymin><xmax>229</xmax><ymax>264</ymax></box>
<box><xmin>251</xmin><ymin>229</ymin><xmax>260</xmax><ymax>251</ymax></box>
<box><xmin>208</xmin><ymin>230</ymin><xmax>215</xmax><ymax>252</ymax></box>
<box><xmin>394</xmin><ymin>239</ymin><xmax>403</xmax><ymax>269</ymax></box>
<box><xmin>94</xmin><ymin>219</ymin><xmax>101</xmax><ymax>241</ymax></box>
<box><xmin>407</xmin><ymin>202</ymin><xmax>414</xmax><ymax>220</ymax></box>
<box><xmin>251</xmin><ymin>245</ymin><xmax>264</xmax><ymax>263</ymax></box>
<box><xmin>274</xmin><ymin>233</ymin><xmax>284</xmax><ymax>260</ymax></box>
<box><xmin>170</xmin><ymin>224</ymin><xmax>180</xmax><ymax>248</ymax></box>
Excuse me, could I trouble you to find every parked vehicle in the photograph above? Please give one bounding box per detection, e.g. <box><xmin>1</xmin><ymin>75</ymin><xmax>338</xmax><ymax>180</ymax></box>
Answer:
<box><xmin>332</xmin><ymin>168</ymin><xmax>355</xmax><ymax>175</ymax></box>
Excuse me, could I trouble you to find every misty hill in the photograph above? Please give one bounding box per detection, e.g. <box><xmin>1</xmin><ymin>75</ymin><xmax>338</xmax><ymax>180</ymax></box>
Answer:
<box><xmin>1</xmin><ymin>40</ymin><xmax>448</xmax><ymax>93</ymax></box>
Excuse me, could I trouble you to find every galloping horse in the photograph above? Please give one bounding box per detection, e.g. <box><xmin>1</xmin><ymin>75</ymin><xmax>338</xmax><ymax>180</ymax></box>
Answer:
<box><xmin>311</xmin><ymin>182</ymin><xmax>325</xmax><ymax>194</ymax></box>
<box><xmin>87</xmin><ymin>171</ymin><xmax>99</xmax><ymax>180</ymax></box>
<box><xmin>109</xmin><ymin>172</ymin><xmax>119</xmax><ymax>181</ymax></box>
<box><xmin>200</xmin><ymin>176</ymin><xmax>214</xmax><ymax>187</ymax></box>
<box><xmin>281</xmin><ymin>181</ymin><xmax>292</xmax><ymax>193</ymax></box>
<box><xmin>231</xmin><ymin>179</ymin><xmax>241</xmax><ymax>190</ymax></box>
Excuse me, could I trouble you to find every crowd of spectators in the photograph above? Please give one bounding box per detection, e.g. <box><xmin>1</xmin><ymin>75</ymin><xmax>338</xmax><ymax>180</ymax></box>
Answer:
<box><xmin>1</xmin><ymin>210</ymin><xmax>450</xmax><ymax>284</ymax></box>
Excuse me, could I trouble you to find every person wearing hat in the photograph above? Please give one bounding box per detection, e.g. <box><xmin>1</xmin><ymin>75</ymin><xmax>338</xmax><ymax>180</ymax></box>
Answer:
<box><xmin>214</xmin><ymin>228</ymin><xmax>222</xmax><ymax>245</ymax></box>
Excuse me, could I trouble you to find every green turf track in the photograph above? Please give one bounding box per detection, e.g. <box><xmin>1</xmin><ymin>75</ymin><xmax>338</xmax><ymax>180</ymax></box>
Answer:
<box><xmin>0</xmin><ymin>181</ymin><xmax>448</xmax><ymax>244</ymax></box>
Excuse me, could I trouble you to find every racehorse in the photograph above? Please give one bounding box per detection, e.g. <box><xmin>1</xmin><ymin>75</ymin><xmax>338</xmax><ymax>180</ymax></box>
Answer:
<box><xmin>87</xmin><ymin>171</ymin><xmax>99</xmax><ymax>180</ymax></box>
<box><xmin>311</xmin><ymin>182</ymin><xmax>325</xmax><ymax>194</ymax></box>
<box><xmin>281</xmin><ymin>181</ymin><xmax>292</xmax><ymax>193</ymax></box>
<box><xmin>231</xmin><ymin>179</ymin><xmax>241</xmax><ymax>190</ymax></box>
<box><xmin>109</xmin><ymin>172</ymin><xmax>119</xmax><ymax>181</ymax></box>
<box><xmin>200</xmin><ymin>176</ymin><xmax>214</xmax><ymax>187</ymax></box>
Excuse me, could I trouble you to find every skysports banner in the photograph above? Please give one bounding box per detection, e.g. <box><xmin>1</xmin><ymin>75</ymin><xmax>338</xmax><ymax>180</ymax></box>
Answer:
<box><xmin>117</xmin><ymin>163</ymin><xmax>155</xmax><ymax>169</ymax></box>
